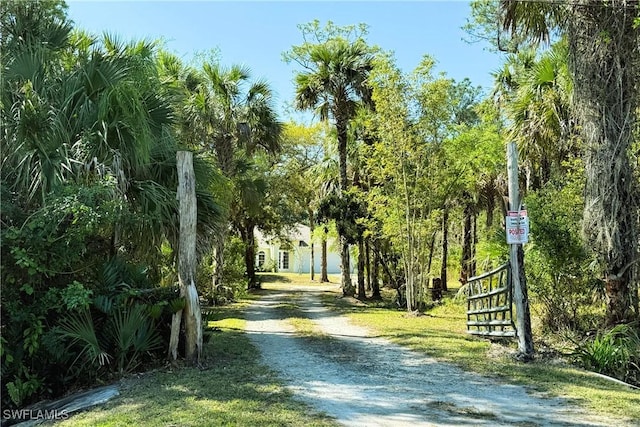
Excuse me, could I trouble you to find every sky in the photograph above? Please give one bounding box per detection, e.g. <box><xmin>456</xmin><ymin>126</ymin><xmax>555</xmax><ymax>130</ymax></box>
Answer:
<box><xmin>66</xmin><ymin>1</ymin><xmax>505</xmax><ymax>121</ymax></box>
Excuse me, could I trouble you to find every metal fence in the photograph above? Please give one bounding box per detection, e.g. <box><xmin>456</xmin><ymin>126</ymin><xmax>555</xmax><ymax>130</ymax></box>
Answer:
<box><xmin>465</xmin><ymin>263</ymin><xmax>516</xmax><ymax>338</ymax></box>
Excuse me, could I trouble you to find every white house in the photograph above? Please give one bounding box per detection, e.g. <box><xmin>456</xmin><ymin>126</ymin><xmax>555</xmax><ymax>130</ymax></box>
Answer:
<box><xmin>255</xmin><ymin>224</ymin><xmax>342</xmax><ymax>274</ymax></box>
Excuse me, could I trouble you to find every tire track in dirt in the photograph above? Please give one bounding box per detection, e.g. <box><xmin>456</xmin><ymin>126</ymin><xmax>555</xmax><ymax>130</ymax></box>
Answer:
<box><xmin>244</xmin><ymin>285</ymin><xmax>623</xmax><ymax>427</ymax></box>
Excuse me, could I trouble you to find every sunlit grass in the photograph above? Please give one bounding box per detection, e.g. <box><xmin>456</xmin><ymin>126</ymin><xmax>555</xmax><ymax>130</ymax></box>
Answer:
<box><xmin>60</xmin><ymin>275</ymin><xmax>639</xmax><ymax>425</ymax></box>
<box><xmin>59</xmin><ymin>301</ymin><xmax>337</xmax><ymax>427</ymax></box>
<box><xmin>257</xmin><ymin>272</ymin><xmax>342</xmax><ymax>288</ymax></box>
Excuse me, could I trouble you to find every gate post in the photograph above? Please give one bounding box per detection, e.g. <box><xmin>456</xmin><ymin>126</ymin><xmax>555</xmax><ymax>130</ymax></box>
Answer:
<box><xmin>507</xmin><ymin>142</ymin><xmax>534</xmax><ymax>360</ymax></box>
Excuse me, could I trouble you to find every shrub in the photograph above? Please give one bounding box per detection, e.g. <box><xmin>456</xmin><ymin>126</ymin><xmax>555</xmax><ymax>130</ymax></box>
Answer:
<box><xmin>0</xmin><ymin>183</ymin><xmax>121</xmax><ymax>408</ymax></box>
<box><xmin>574</xmin><ymin>323</ymin><xmax>640</xmax><ymax>386</ymax></box>
<box><xmin>198</xmin><ymin>236</ymin><xmax>248</xmax><ymax>305</ymax></box>
<box><xmin>58</xmin><ymin>303</ymin><xmax>164</xmax><ymax>378</ymax></box>
<box><xmin>525</xmin><ymin>163</ymin><xmax>603</xmax><ymax>332</ymax></box>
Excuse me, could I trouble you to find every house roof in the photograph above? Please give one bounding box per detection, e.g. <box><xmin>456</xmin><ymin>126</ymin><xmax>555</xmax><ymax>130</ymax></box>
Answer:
<box><xmin>255</xmin><ymin>223</ymin><xmax>312</xmax><ymax>247</ymax></box>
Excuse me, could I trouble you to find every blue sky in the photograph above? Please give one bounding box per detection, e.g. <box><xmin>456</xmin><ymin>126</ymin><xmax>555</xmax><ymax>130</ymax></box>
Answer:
<box><xmin>67</xmin><ymin>1</ymin><xmax>504</xmax><ymax>121</ymax></box>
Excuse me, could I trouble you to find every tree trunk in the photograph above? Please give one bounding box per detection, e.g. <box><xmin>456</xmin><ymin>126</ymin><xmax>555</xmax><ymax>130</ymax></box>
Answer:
<box><xmin>340</xmin><ymin>236</ymin><xmax>353</xmax><ymax>296</ymax></box>
<box><xmin>507</xmin><ymin>142</ymin><xmax>534</xmax><ymax>359</ymax></box>
<box><xmin>175</xmin><ymin>151</ymin><xmax>203</xmax><ymax>364</ymax></box>
<box><xmin>336</xmin><ymin>121</ymin><xmax>349</xmax><ymax>196</ymax></box>
<box><xmin>212</xmin><ymin>229</ymin><xmax>226</xmax><ymax>296</ymax></box>
<box><xmin>357</xmin><ymin>235</ymin><xmax>366</xmax><ymax>299</ymax></box>
<box><xmin>309</xmin><ymin>209</ymin><xmax>315</xmax><ymax>281</ymax></box>
<box><xmin>426</xmin><ymin>230</ymin><xmax>436</xmax><ymax>276</ymax></box>
<box><xmin>321</xmin><ymin>227</ymin><xmax>329</xmax><ymax>282</ymax></box>
<box><xmin>471</xmin><ymin>212</ymin><xmax>477</xmax><ymax>277</ymax></box>
<box><xmin>485</xmin><ymin>186</ymin><xmax>496</xmax><ymax>229</ymax></box>
<box><xmin>168</xmin><ymin>308</ymin><xmax>182</xmax><ymax>361</ymax></box>
<box><xmin>568</xmin><ymin>2</ymin><xmax>639</xmax><ymax>325</ymax></box>
<box><xmin>336</xmin><ymin>119</ymin><xmax>354</xmax><ymax>296</ymax></box>
<box><xmin>242</xmin><ymin>222</ymin><xmax>258</xmax><ymax>290</ymax></box>
<box><xmin>371</xmin><ymin>244</ymin><xmax>381</xmax><ymax>300</ymax></box>
<box><xmin>365</xmin><ymin>238</ymin><xmax>371</xmax><ymax>291</ymax></box>
<box><xmin>440</xmin><ymin>208</ymin><xmax>449</xmax><ymax>291</ymax></box>
<box><xmin>461</xmin><ymin>197</ymin><xmax>473</xmax><ymax>285</ymax></box>
<box><xmin>212</xmin><ymin>137</ymin><xmax>234</xmax><ymax>300</ymax></box>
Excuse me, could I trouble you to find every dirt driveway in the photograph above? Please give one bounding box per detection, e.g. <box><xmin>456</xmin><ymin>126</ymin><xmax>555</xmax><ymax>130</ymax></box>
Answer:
<box><xmin>244</xmin><ymin>283</ymin><xmax>622</xmax><ymax>427</ymax></box>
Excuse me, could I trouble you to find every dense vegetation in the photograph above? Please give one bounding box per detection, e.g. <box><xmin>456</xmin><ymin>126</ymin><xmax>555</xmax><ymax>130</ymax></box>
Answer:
<box><xmin>1</xmin><ymin>0</ymin><xmax>638</xmax><ymax>411</ymax></box>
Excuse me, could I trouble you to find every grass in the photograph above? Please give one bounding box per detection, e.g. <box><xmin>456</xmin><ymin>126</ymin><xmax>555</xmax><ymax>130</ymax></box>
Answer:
<box><xmin>58</xmin><ymin>272</ymin><xmax>639</xmax><ymax>425</ymax></box>
<box><xmin>318</xmin><ymin>286</ymin><xmax>640</xmax><ymax>422</ymax></box>
<box><xmin>257</xmin><ymin>272</ymin><xmax>342</xmax><ymax>287</ymax></box>
<box><xmin>58</xmin><ymin>300</ymin><xmax>337</xmax><ymax>427</ymax></box>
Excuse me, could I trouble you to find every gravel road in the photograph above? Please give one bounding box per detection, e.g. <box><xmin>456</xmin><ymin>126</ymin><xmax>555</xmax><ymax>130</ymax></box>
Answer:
<box><xmin>244</xmin><ymin>283</ymin><xmax>626</xmax><ymax>427</ymax></box>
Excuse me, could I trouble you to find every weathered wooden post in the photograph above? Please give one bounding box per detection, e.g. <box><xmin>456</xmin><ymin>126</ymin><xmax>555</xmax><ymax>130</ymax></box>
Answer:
<box><xmin>173</xmin><ymin>151</ymin><xmax>203</xmax><ymax>363</ymax></box>
<box><xmin>507</xmin><ymin>142</ymin><xmax>534</xmax><ymax>360</ymax></box>
<box><xmin>309</xmin><ymin>210</ymin><xmax>315</xmax><ymax>282</ymax></box>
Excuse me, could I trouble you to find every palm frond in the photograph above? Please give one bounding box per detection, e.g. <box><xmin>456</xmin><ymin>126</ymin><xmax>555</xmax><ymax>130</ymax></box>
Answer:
<box><xmin>58</xmin><ymin>310</ymin><xmax>111</xmax><ymax>368</ymax></box>
<box><xmin>106</xmin><ymin>303</ymin><xmax>162</xmax><ymax>374</ymax></box>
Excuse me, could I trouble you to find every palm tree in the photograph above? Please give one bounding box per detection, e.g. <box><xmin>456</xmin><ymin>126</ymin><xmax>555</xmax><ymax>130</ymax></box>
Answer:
<box><xmin>500</xmin><ymin>0</ymin><xmax>639</xmax><ymax>324</ymax></box>
<box><xmin>1</xmin><ymin>5</ymin><xmax>221</xmax><ymax>261</ymax></box>
<box><xmin>308</xmin><ymin>135</ymin><xmax>340</xmax><ymax>283</ymax></box>
<box><xmin>495</xmin><ymin>40</ymin><xmax>576</xmax><ymax>190</ymax></box>
<box><xmin>229</xmin><ymin>156</ymin><xmax>268</xmax><ymax>289</ymax></box>
<box><xmin>293</xmin><ymin>38</ymin><xmax>373</xmax><ymax>296</ymax></box>
<box><xmin>183</xmin><ymin>63</ymin><xmax>281</xmax><ymax>290</ymax></box>
<box><xmin>1</xmin><ymin>0</ymin><xmax>75</xmax><ymax>205</ymax></box>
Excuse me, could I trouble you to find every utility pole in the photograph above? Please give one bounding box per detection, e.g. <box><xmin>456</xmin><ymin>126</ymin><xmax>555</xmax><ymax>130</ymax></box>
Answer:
<box><xmin>507</xmin><ymin>142</ymin><xmax>534</xmax><ymax>360</ymax></box>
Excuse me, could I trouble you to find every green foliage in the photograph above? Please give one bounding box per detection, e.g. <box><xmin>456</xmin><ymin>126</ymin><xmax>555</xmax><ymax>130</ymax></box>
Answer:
<box><xmin>5</xmin><ymin>371</ymin><xmax>42</xmax><ymax>407</ymax></box>
<box><xmin>316</xmin><ymin>192</ymin><xmax>366</xmax><ymax>244</ymax></box>
<box><xmin>0</xmin><ymin>0</ymin><xmax>219</xmax><ymax>410</ymax></box>
<box><xmin>574</xmin><ymin>323</ymin><xmax>640</xmax><ymax>385</ymax></box>
<box><xmin>221</xmin><ymin>237</ymin><xmax>249</xmax><ymax>299</ymax></box>
<box><xmin>169</xmin><ymin>297</ymin><xmax>186</xmax><ymax>313</ymax></box>
<box><xmin>58</xmin><ymin>303</ymin><xmax>164</xmax><ymax>377</ymax></box>
<box><xmin>475</xmin><ymin>227</ymin><xmax>509</xmax><ymax>271</ymax></box>
<box><xmin>58</xmin><ymin>310</ymin><xmax>111</xmax><ymax>371</ymax></box>
<box><xmin>61</xmin><ymin>281</ymin><xmax>93</xmax><ymax>311</ymax></box>
<box><xmin>107</xmin><ymin>304</ymin><xmax>163</xmax><ymax>374</ymax></box>
<box><xmin>22</xmin><ymin>315</ymin><xmax>44</xmax><ymax>357</ymax></box>
<box><xmin>525</xmin><ymin>162</ymin><xmax>602</xmax><ymax>332</ymax></box>
<box><xmin>198</xmin><ymin>237</ymin><xmax>248</xmax><ymax>305</ymax></box>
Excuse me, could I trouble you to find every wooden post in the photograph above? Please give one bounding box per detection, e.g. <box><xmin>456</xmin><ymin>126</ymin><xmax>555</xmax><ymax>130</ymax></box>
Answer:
<box><xmin>507</xmin><ymin>142</ymin><xmax>534</xmax><ymax>360</ymax></box>
<box><xmin>177</xmin><ymin>151</ymin><xmax>203</xmax><ymax>363</ymax></box>
<box><xmin>309</xmin><ymin>210</ymin><xmax>315</xmax><ymax>282</ymax></box>
<box><xmin>168</xmin><ymin>307</ymin><xmax>182</xmax><ymax>361</ymax></box>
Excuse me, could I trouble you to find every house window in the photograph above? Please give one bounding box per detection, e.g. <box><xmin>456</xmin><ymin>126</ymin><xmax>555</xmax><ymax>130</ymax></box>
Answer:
<box><xmin>279</xmin><ymin>251</ymin><xmax>290</xmax><ymax>270</ymax></box>
<box><xmin>257</xmin><ymin>251</ymin><xmax>265</xmax><ymax>267</ymax></box>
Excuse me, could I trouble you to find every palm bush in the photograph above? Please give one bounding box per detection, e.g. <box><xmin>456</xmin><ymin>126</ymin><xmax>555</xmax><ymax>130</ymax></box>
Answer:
<box><xmin>108</xmin><ymin>304</ymin><xmax>163</xmax><ymax>374</ymax></box>
<box><xmin>574</xmin><ymin>323</ymin><xmax>640</xmax><ymax>385</ymax></box>
<box><xmin>1</xmin><ymin>1</ymin><xmax>221</xmax><ymax>409</ymax></box>
<box><xmin>58</xmin><ymin>310</ymin><xmax>111</xmax><ymax>373</ymax></box>
<box><xmin>59</xmin><ymin>303</ymin><xmax>165</xmax><ymax>378</ymax></box>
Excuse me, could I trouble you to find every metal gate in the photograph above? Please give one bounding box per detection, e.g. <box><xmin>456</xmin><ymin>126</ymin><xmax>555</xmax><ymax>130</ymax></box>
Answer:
<box><xmin>465</xmin><ymin>263</ymin><xmax>516</xmax><ymax>338</ymax></box>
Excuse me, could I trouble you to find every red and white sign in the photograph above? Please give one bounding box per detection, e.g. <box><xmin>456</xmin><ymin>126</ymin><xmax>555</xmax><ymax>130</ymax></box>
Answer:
<box><xmin>506</xmin><ymin>210</ymin><xmax>529</xmax><ymax>244</ymax></box>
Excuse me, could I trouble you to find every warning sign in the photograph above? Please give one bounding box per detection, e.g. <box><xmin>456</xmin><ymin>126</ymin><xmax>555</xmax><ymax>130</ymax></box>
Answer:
<box><xmin>506</xmin><ymin>210</ymin><xmax>529</xmax><ymax>244</ymax></box>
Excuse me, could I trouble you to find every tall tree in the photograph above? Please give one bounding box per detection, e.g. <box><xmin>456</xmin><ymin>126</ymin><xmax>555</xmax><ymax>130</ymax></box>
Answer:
<box><xmin>308</xmin><ymin>135</ymin><xmax>340</xmax><ymax>283</ymax></box>
<box><xmin>500</xmin><ymin>0</ymin><xmax>640</xmax><ymax>324</ymax></box>
<box><xmin>278</xmin><ymin>122</ymin><xmax>328</xmax><ymax>281</ymax></box>
<box><xmin>2</xmin><ymin>8</ymin><xmax>221</xmax><ymax>261</ymax></box>
<box><xmin>366</xmin><ymin>53</ymin><xmax>439</xmax><ymax>311</ymax></box>
<box><xmin>183</xmin><ymin>63</ymin><xmax>281</xmax><ymax>292</ymax></box>
<box><xmin>287</xmin><ymin>21</ymin><xmax>374</xmax><ymax>296</ymax></box>
<box><xmin>492</xmin><ymin>40</ymin><xmax>576</xmax><ymax>190</ymax></box>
